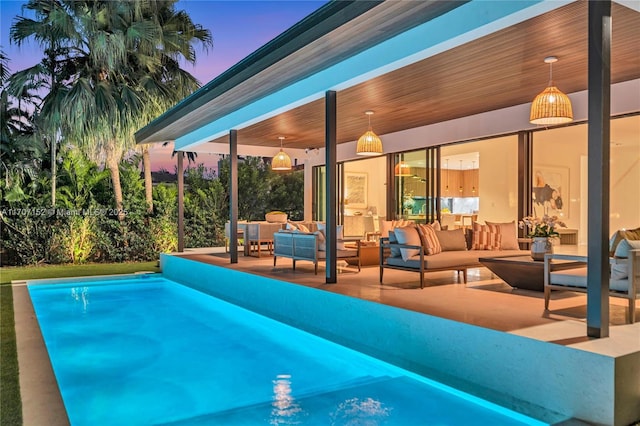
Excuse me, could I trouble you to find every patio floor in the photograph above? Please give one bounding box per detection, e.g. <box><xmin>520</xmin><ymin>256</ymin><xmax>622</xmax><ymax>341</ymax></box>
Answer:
<box><xmin>177</xmin><ymin>246</ymin><xmax>638</xmax><ymax>334</ymax></box>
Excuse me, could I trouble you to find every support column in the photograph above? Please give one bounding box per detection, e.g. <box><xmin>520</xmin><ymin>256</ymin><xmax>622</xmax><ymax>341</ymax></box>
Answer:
<box><xmin>177</xmin><ymin>151</ymin><xmax>185</xmax><ymax>252</ymax></box>
<box><xmin>325</xmin><ymin>90</ymin><xmax>337</xmax><ymax>284</ymax></box>
<box><xmin>587</xmin><ymin>0</ymin><xmax>611</xmax><ymax>338</ymax></box>
<box><xmin>230</xmin><ymin>129</ymin><xmax>239</xmax><ymax>264</ymax></box>
<box><xmin>517</xmin><ymin>131</ymin><xmax>533</xmax><ymax>239</ymax></box>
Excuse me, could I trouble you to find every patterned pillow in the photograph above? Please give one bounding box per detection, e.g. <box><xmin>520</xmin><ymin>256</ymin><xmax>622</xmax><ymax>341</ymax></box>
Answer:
<box><xmin>472</xmin><ymin>222</ymin><xmax>502</xmax><ymax>250</ymax></box>
<box><xmin>297</xmin><ymin>223</ymin><xmax>310</xmax><ymax>233</ymax></box>
<box><xmin>485</xmin><ymin>221</ymin><xmax>519</xmax><ymax>250</ymax></box>
<box><xmin>416</xmin><ymin>224</ymin><xmax>442</xmax><ymax>255</ymax></box>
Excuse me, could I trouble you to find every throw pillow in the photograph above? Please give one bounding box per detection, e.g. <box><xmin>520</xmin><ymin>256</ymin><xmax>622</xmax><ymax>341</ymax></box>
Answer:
<box><xmin>435</xmin><ymin>229</ymin><xmax>467</xmax><ymax>251</ymax></box>
<box><xmin>416</xmin><ymin>224</ymin><xmax>442</xmax><ymax>255</ymax></box>
<box><xmin>609</xmin><ymin>230</ymin><xmax>626</xmax><ymax>257</ymax></box>
<box><xmin>485</xmin><ymin>221</ymin><xmax>519</xmax><ymax>250</ymax></box>
<box><xmin>286</xmin><ymin>222</ymin><xmax>298</xmax><ymax>231</ymax></box>
<box><xmin>610</xmin><ymin>259</ymin><xmax>628</xmax><ymax>281</ymax></box>
<box><xmin>297</xmin><ymin>223</ymin><xmax>310</xmax><ymax>233</ymax></box>
<box><xmin>388</xmin><ymin>230</ymin><xmax>401</xmax><ymax>258</ymax></box>
<box><xmin>610</xmin><ymin>227</ymin><xmax>640</xmax><ymax>257</ymax></box>
<box><xmin>614</xmin><ymin>238</ymin><xmax>640</xmax><ymax>259</ymax></box>
<box><xmin>623</xmin><ymin>226</ymin><xmax>640</xmax><ymax>241</ymax></box>
<box><xmin>393</xmin><ymin>226</ymin><xmax>422</xmax><ymax>261</ymax></box>
<box><xmin>316</xmin><ymin>223</ymin><xmax>345</xmax><ymax>251</ymax></box>
<box><xmin>379</xmin><ymin>219</ymin><xmax>414</xmax><ymax>238</ymax></box>
<box><xmin>472</xmin><ymin>222</ymin><xmax>502</xmax><ymax>250</ymax></box>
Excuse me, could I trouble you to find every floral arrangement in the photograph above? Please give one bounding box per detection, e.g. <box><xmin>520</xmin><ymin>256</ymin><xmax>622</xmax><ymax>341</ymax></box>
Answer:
<box><xmin>519</xmin><ymin>215</ymin><xmax>566</xmax><ymax>238</ymax></box>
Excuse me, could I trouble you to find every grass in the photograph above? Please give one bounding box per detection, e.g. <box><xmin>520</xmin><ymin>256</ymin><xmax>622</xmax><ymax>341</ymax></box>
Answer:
<box><xmin>0</xmin><ymin>261</ymin><xmax>160</xmax><ymax>426</ymax></box>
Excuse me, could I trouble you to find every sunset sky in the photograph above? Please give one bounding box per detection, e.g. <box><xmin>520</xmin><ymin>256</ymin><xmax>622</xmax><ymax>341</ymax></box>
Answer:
<box><xmin>0</xmin><ymin>0</ymin><xmax>326</xmax><ymax>172</ymax></box>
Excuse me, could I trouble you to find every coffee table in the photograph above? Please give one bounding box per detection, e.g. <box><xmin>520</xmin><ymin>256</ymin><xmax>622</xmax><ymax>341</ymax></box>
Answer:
<box><xmin>478</xmin><ymin>255</ymin><xmax>585</xmax><ymax>291</ymax></box>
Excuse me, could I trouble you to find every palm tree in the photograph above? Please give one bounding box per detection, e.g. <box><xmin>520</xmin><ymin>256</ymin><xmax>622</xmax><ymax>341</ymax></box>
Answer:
<box><xmin>9</xmin><ymin>0</ymin><xmax>77</xmax><ymax>206</ymax></box>
<box><xmin>0</xmin><ymin>49</ymin><xmax>45</xmax><ymax>201</ymax></box>
<box><xmin>10</xmin><ymin>0</ymin><xmax>211</xmax><ymax>218</ymax></box>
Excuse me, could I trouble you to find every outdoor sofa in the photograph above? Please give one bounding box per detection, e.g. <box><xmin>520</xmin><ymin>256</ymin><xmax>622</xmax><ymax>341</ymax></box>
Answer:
<box><xmin>379</xmin><ymin>221</ymin><xmax>527</xmax><ymax>288</ymax></box>
<box><xmin>273</xmin><ymin>229</ymin><xmax>361</xmax><ymax>274</ymax></box>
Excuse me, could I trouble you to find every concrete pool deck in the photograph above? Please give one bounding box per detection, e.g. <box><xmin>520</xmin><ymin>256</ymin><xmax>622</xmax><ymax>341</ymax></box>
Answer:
<box><xmin>12</xmin><ymin>249</ymin><xmax>640</xmax><ymax>425</ymax></box>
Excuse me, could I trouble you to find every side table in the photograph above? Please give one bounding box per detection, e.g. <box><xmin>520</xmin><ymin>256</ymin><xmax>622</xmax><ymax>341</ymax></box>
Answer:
<box><xmin>345</xmin><ymin>241</ymin><xmax>379</xmax><ymax>267</ymax></box>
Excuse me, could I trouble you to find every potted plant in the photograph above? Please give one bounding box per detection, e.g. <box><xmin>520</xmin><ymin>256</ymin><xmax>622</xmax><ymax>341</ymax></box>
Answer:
<box><xmin>519</xmin><ymin>215</ymin><xmax>566</xmax><ymax>261</ymax></box>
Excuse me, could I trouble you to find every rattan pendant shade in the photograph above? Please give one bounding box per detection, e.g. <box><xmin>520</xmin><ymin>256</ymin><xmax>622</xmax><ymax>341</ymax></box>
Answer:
<box><xmin>271</xmin><ymin>137</ymin><xmax>292</xmax><ymax>171</ymax></box>
<box><xmin>530</xmin><ymin>57</ymin><xmax>573</xmax><ymax>125</ymax></box>
<box><xmin>356</xmin><ymin>111</ymin><xmax>383</xmax><ymax>156</ymax></box>
<box><xmin>394</xmin><ymin>162</ymin><xmax>412</xmax><ymax>176</ymax></box>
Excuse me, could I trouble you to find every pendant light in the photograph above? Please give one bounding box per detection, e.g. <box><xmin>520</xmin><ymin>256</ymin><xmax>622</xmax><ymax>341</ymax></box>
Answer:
<box><xmin>271</xmin><ymin>136</ymin><xmax>292</xmax><ymax>171</ymax></box>
<box><xmin>394</xmin><ymin>161</ymin><xmax>412</xmax><ymax>176</ymax></box>
<box><xmin>471</xmin><ymin>160</ymin><xmax>476</xmax><ymax>194</ymax></box>
<box><xmin>356</xmin><ymin>110</ymin><xmax>383</xmax><ymax>156</ymax></box>
<box><xmin>530</xmin><ymin>56</ymin><xmax>573</xmax><ymax>125</ymax></box>
<box><xmin>444</xmin><ymin>159</ymin><xmax>449</xmax><ymax>193</ymax></box>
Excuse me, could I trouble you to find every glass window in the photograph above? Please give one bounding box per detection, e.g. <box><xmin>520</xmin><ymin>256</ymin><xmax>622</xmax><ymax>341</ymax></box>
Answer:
<box><xmin>441</xmin><ymin>136</ymin><xmax>518</xmax><ymax>228</ymax></box>
<box><xmin>533</xmin><ymin>115</ymin><xmax>640</xmax><ymax>245</ymax></box>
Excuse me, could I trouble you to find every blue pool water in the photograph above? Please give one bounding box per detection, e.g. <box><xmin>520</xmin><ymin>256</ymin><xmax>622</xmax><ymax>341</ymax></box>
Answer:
<box><xmin>29</xmin><ymin>277</ymin><xmax>545</xmax><ymax>425</ymax></box>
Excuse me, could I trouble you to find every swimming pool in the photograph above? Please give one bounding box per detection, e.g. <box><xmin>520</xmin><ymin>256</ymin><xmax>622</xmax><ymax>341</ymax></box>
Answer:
<box><xmin>29</xmin><ymin>276</ymin><xmax>546</xmax><ymax>425</ymax></box>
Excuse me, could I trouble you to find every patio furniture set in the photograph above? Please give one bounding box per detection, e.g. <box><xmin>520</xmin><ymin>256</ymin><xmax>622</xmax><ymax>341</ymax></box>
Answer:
<box><xmin>379</xmin><ymin>221</ymin><xmax>639</xmax><ymax>323</ymax></box>
<box><xmin>228</xmin><ymin>217</ymin><xmax>639</xmax><ymax>323</ymax></box>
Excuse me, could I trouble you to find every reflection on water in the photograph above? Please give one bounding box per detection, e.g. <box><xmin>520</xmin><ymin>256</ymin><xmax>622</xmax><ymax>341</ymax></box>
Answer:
<box><xmin>70</xmin><ymin>286</ymin><xmax>90</xmax><ymax>313</ymax></box>
<box><xmin>330</xmin><ymin>397</ymin><xmax>391</xmax><ymax>426</ymax></box>
<box><xmin>270</xmin><ymin>374</ymin><xmax>304</xmax><ymax>425</ymax></box>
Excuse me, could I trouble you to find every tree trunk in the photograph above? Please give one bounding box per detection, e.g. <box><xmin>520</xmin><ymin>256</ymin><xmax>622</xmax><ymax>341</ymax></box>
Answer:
<box><xmin>50</xmin><ymin>135</ymin><xmax>56</xmax><ymax>207</ymax></box>
<box><xmin>142</xmin><ymin>145</ymin><xmax>153</xmax><ymax>213</ymax></box>
<box><xmin>106</xmin><ymin>152</ymin><xmax>125</xmax><ymax>221</ymax></box>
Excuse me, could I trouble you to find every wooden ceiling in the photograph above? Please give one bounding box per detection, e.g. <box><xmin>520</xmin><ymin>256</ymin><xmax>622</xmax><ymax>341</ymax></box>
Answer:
<box><xmin>208</xmin><ymin>1</ymin><xmax>640</xmax><ymax>151</ymax></box>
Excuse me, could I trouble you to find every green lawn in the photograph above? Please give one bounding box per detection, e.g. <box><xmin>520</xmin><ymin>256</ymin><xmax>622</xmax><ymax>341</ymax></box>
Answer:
<box><xmin>0</xmin><ymin>261</ymin><xmax>160</xmax><ymax>426</ymax></box>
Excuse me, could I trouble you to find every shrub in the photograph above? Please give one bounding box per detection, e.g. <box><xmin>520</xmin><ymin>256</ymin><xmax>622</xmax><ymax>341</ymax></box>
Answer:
<box><xmin>50</xmin><ymin>216</ymin><xmax>96</xmax><ymax>263</ymax></box>
<box><xmin>150</xmin><ymin>215</ymin><xmax>177</xmax><ymax>253</ymax></box>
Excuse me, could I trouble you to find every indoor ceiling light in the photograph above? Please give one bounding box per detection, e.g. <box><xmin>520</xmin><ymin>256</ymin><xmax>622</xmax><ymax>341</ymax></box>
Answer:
<box><xmin>530</xmin><ymin>56</ymin><xmax>573</xmax><ymax>125</ymax></box>
<box><xmin>356</xmin><ymin>110</ymin><xmax>383</xmax><ymax>156</ymax></box>
<box><xmin>394</xmin><ymin>161</ymin><xmax>412</xmax><ymax>176</ymax></box>
<box><xmin>271</xmin><ymin>136</ymin><xmax>292</xmax><ymax>171</ymax></box>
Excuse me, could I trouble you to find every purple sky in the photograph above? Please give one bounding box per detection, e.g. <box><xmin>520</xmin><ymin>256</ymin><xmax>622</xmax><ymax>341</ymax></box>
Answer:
<box><xmin>0</xmin><ymin>0</ymin><xmax>326</xmax><ymax>172</ymax></box>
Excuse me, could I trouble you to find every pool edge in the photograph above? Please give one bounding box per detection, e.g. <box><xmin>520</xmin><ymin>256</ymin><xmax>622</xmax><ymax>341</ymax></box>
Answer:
<box><xmin>13</xmin><ymin>284</ymin><xmax>70</xmax><ymax>426</ymax></box>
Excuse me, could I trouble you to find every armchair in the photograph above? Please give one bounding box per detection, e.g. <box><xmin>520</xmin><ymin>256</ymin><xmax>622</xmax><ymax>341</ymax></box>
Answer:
<box><xmin>543</xmin><ymin>250</ymin><xmax>639</xmax><ymax>323</ymax></box>
<box><xmin>273</xmin><ymin>230</ymin><xmax>361</xmax><ymax>274</ymax></box>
